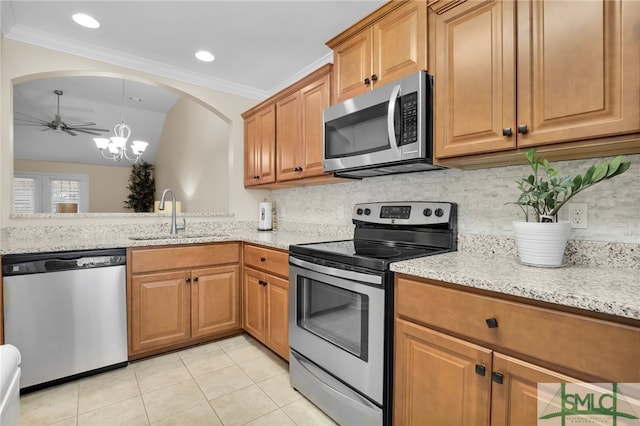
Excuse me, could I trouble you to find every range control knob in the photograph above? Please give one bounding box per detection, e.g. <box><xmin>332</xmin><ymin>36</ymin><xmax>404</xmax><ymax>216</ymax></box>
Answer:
<box><xmin>423</xmin><ymin>208</ymin><xmax>432</xmax><ymax>217</ymax></box>
<box><xmin>364</xmin><ymin>208</ymin><xmax>371</xmax><ymax>215</ymax></box>
<box><xmin>435</xmin><ymin>208</ymin><xmax>444</xmax><ymax>217</ymax></box>
<box><xmin>356</xmin><ymin>208</ymin><xmax>364</xmax><ymax>215</ymax></box>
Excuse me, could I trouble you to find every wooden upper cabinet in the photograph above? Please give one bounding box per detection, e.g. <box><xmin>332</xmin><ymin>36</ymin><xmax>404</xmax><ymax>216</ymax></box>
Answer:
<box><xmin>243</xmin><ymin>104</ymin><xmax>276</xmax><ymax>187</ymax></box>
<box><xmin>276</xmin><ymin>65</ymin><xmax>332</xmax><ymax>182</ymax></box>
<box><xmin>433</xmin><ymin>0</ymin><xmax>517</xmax><ymax>158</ymax></box>
<box><xmin>276</xmin><ymin>91</ymin><xmax>302</xmax><ymax>181</ymax></box>
<box><xmin>373</xmin><ymin>1</ymin><xmax>428</xmax><ymax>89</ymax></box>
<box><xmin>329</xmin><ymin>1</ymin><xmax>428</xmax><ymax>104</ymax></box>
<box><xmin>433</xmin><ymin>0</ymin><xmax>640</xmax><ymax>162</ymax></box>
<box><xmin>331</xmin><ymin>29</ymin><xmax>373</xmax><ymax>103</ymax></box>
<box><xmin>300</xmin><ymin>73</ymin><xmax>331</xmax><ymax>178</ymax></box>
<box><xmin>516</xmin><ymin>0</ymin><xmax>640</xmax><ymax>147</ymax></box>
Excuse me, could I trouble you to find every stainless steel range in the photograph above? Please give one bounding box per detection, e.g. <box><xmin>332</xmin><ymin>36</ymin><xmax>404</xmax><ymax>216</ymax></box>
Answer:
<box><xmin>288</xmin><ymin>201</ymin><xmax>457</xmax><ymax>426</ymax></box>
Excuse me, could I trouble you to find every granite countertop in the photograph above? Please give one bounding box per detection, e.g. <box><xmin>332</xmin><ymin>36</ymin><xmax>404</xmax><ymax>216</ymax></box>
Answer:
<box><xmin>2</xmin><ymin>225</ymin><xmax>638</xmax><ymax>321</ymax></box>
<box><xmin>391</xmin><ymin>251</ymin><xmax>640</xmax><ymax>321</ymax></box>
<box><xmin>0</xmin><ymin>229</ymin><xmax>336</xmax><ymax>255</ymax></box>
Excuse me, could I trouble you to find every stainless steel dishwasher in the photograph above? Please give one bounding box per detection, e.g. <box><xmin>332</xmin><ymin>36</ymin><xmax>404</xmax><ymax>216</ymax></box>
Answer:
<box><xmin>2</xmin><ymin>248</ymin><xmax>128</xmax><ymax>392</ymax></box>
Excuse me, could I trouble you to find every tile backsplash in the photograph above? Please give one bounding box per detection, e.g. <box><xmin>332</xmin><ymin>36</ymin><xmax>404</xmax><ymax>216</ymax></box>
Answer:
<box><xmin>270</xmin><ymin>154</ymin><xmax>640</xmax><ymax>244</ymax></box>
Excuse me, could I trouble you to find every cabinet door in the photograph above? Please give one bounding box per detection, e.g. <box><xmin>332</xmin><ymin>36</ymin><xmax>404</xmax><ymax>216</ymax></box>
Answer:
<box><xmin>276</xmin><ymin>91</ymin><xmax>302</xmax><ymax>181</ymax></box>
<box><xmin>191</xmin><ymin>265</ymin><xmax>241</xmax><ymax>338</ymax></box>
<box><xmin>265</xmin><ymin>273</ymin><xmax>289</xmax><ymax>360</ymax></box>
<box><xmin>373</xmin><ymin>0</ymin><xmax>428</xmax><ymax>88</ymax></box>
<box><xmin>244</xmin><ymin>105</ymin><xmax>276</xmax><ymax>187</ymax></box>
<box><xmin>516</xmin><ymin>0</ymin><xmax>640</xmax><ymax>147</ymax></box>
<box><xmin>242</xmin><ymin>268</ymin><xmax>266</xmax><ymax>341</ymax></box>
<box><xmin>491</xmin><ymin>353</ymin><xmax>581</xmax><ymax>426</ymax></box>
<box><xmin>130</xmin><ymin>271</ymin><xmax>190</xmax><ymax>353</ymax></box>
<box><xmin>300</xmin><ymin>73</ymin><xmax>331</xmax><ymax>178</ymax></box>
<box><xmin>433</xmin><ymin>0</ymin><xmax>517</xmax><ymax>159</ymax></box>
<box><xmin>394</xmin><ymin>318</ymin><xmax>492</xmax><ymax>426</ymax></box>
<box><xmin>333</xmin><ymin>29</ymin><xmax>373</xmax><ymax>103</ymax></box>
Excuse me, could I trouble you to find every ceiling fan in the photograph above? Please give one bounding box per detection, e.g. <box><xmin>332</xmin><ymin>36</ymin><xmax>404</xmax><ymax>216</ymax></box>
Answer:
<box><xmin>14</xmin><ymin>89</ymin><xmax>109</xmax><ymax>136</ymax></box>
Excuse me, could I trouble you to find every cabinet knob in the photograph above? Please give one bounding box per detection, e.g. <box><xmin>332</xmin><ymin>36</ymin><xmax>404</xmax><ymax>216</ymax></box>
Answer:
<box><xmin>492</xmin><ymin>372</ymin><xmax>504</xmax><ymax>384</ymax></box>
<box><xmin>517</xmin><ymin>124</ymin><xmax>528</xmax><ymax>134</ymax></box>
<box><xmin>260</xmin><ymin>257</ymin><xmax>266</xmax><ymax>262</ymax></box>
<box><xmin>193</xmin><ymin>277</ymin><xmax>199</xmax><ymax>283</ymax></box>
<box><xmin>364</xmin><ymin>77</ymin><xmax>371</xmax><ymax>85</ymax></box>
<box><xmin>253</xmin><ymin>175</ymin><xmax>259</xmax><ymax>180</ymax></box>
<box><xmin>485</xmin><ymin>318</ymin><xmax>499</xmax><ymax>328</ymax></box>
<box><xmin>371</xmin><ymin>74</ymin><xmax>378</xmax><ymax>82</ymax></box>
<box><xmin>186</xmin><ymin>277</ymin><xmax>191</xmax><ymax>283</ymax></box>
<box><xmin>294</xmin><ymin>166</ymin><xmax>303</xmax><ymax>172</ymax></box>
<box><xmin>475</xmin><ymin>364</ymin><xmax>486</xmax><ymax>377</ymax></box>
<box><xmin>258</xmin><ymin>280</ymin><xmax>268</xmax><ymax>286</ymax></box>
<box><xmin>502</xmin><ymin>127</ymin><xmax>512</xmax><ymax>137</ymax></box>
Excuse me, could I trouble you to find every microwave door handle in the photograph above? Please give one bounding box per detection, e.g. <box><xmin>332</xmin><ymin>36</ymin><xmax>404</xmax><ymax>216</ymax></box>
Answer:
<box><xmin>387</xmin><ymin>84</ymin><xmax>402</xmax><ymax>157</ymax></box>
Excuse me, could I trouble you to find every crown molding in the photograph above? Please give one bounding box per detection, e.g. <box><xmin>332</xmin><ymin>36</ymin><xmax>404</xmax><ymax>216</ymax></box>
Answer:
<box><xmin>269</xmin><ymin>52</ymin><xmax>334</xmax><ymax>95</ymax></box>
<box><xmin>4</xmin><ymin>24</ymin><xmax>270</xmax><ymax>101</ymax></box>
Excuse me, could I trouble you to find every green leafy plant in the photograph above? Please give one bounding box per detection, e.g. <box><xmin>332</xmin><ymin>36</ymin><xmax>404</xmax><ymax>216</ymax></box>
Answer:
<box><xmin>514</xmin><ymin>149</ymin><xmax>630</xmax><ymax>223</ymax></box>
<box><xmin>124</xmin><ymin>161</ymin><xmax>155</xmax><ymax>212</ymax></box>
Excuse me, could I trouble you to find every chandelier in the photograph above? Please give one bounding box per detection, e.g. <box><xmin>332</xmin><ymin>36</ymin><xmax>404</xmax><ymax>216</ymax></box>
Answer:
<box><xmin>93</xmin><ymin>80</ymin><xmax>148</xmax><ymax>164</ymax></box>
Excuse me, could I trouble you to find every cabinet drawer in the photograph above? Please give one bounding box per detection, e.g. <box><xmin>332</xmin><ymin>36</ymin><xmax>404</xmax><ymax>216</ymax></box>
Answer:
<box><xmin>130</xmin><ymin>243</ymin><xmax>240</xmax><ymax>274</ymax></box>
<box><xmin>243</xmin><ymin>244</ymin><xmax>289</xmax><ymax>278</ymax></box>
<box><xmin>396</xmin><ymin>276</ymin><xmax>640</xmax><ymax>382</ymax></box>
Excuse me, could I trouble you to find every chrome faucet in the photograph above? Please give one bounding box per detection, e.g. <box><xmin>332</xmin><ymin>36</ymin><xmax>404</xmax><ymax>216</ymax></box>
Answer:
<box><xmin>159</xmin><ymin>188</ymin><xmax>186</xmax><ymax>235</ymax></box>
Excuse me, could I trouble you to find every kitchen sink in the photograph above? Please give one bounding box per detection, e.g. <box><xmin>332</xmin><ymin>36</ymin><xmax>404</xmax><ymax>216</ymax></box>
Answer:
<box><xmin>128</xmin><ymin>233</ymin><xmax>229</xmax><ymax>241</ymax></box>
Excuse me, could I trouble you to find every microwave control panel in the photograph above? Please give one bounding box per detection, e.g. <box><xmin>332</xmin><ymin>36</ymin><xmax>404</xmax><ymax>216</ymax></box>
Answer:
<box><xmin>400</xmin><ymin>92</ymin><xmax>418</xmax><ymax>146</ymax></box>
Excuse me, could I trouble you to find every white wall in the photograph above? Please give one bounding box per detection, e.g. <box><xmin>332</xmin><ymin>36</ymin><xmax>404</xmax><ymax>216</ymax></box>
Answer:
<box><xmin>270</xmin><ymin>154</ymin><xmax>640</xmax><ymax>244</ymax></box>
<box><xmin>0</xmin><ymin>38</ymin><xmax>265</xmax><ymax>226</ymax></box>
<box><xmin>155</xmin><ymin>97</ymin><xmax>230</xmax><ymax>213</ymax></box>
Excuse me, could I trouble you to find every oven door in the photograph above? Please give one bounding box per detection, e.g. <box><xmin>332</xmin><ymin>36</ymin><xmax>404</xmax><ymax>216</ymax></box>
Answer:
<box><xmin>289</xmin><ymin>256</ymin><xmax>386</xmax><ymax>405</ymax></box>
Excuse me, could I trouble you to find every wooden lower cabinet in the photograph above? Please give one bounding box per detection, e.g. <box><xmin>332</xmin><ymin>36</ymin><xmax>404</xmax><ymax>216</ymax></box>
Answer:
<box><xmin>242</xmin><ymin>244</ymin><xmax>289</xmax><ymax>360</ymax></box>
<box><xmin>191</xmin><ymin>266</ymin><xmax>241</xmax><ymax>338</ymax></box>
<box><xmin>394</xmin><ymin>318</ymin><xmax>492</xmax><ymax>426</ymax></box>
<box><xmin>131</xmin><ymin>270</ymin><xmax>191</xmax><ymax>354</ymax></box>
<box><xmin>243</xmin><ymin>267</ymin><xmax>289</xmax><ymax>360</ymax></box>
<box><xmin>394</xmin><ymin>274</ymin><xmax>640</xmax><ymax>425</ymax></box>
<box><xmin>490</xmin><ymin>354</ymin><xmax>580</xmax><ymax>426</ymax></box>
<box><xmin>395</xmin><ymin>318</ymin><xmax>580</xmax><ymax>426</ymax></box>
<box><xmin>128</xmin><ymin>244</ymin><xmax>241</xmax><ymax>358</ymax></box>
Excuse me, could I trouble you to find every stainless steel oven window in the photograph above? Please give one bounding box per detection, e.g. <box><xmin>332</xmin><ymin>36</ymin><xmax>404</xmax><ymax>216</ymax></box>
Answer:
<box><xmin>297</xmin><ymin>276</ymin><xmax>369</xmax><ymax>360</ymax></box>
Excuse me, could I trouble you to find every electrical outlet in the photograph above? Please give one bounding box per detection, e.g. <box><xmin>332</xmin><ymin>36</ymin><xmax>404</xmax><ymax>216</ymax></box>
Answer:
<box><xmin>568</xmin><ymin>203</ymin><xmax>588</xmax><ymax>229</ymax></box>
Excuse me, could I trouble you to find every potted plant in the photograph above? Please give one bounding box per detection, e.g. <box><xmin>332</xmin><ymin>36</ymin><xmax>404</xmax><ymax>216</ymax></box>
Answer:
<box><xmin>512</xmin><ymin>149</ymin><xmax>630</xmax><ymax>267</ymax></box>
<box><xmin>124</xmin><ymin>161</ymin><xmax>155</xmax><ymax>212</ymax></box>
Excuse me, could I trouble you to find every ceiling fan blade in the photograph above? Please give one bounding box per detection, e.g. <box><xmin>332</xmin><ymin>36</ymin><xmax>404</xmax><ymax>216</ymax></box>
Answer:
<box><xmin>66</xmin><ymin>121</ymin><xmax>98</xmax><ymax>127</ymax></box>
<box><xmin>69</xmin><ymin>127</ymin><xmax>109</xmax><ymax>132</ymax></box>
<box><xmin>64</xmin><ymin>129</ymin><xmax>77</xmax><ymax>136</ymax></box>
<box><xmin>71</xmin><ymin>128</ymin><xmax>105</xmax><ymax>136</ymax></box>
<box><xmin>14</xmin><ymin>111</ymin><xmax>49</xmax><ymax>124</ymax></box>
<box><xmin>15</xmin><ymin>120</ymin><xmax>50</xmax><ymax>126</ymax></box>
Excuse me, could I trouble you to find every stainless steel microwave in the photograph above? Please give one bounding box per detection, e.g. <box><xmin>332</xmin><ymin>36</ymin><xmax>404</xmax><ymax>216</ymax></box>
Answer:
<box><xmin>323</xmin><ymin>71</ymin><xmax>443</xmax><ymax>178</ymax></box>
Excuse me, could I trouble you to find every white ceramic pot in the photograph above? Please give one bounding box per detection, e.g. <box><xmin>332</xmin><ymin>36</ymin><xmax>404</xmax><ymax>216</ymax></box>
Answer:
<box><xmin>512</xmin><ymin>220</ymin><xmax>571</xmax><ymax>267</ymax></box>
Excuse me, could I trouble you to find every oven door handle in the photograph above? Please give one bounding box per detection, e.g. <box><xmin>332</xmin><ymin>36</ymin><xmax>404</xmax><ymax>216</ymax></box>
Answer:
<box><xmin>289</xmin><ymin>256</ymin><xmax>382</xmax><ymax>286</ymax></box>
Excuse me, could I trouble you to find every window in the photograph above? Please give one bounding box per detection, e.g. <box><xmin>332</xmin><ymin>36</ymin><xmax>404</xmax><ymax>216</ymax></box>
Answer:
<box><xmin>13</xmin><ymin>172</ymin><xmax>89</xmax><ymax>214</ymax></box>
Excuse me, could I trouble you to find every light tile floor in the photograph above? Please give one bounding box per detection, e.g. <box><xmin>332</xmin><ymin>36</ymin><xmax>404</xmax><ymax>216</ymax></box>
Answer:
<box><xmin>19</xmin><ymin>334</ymin><xmax>337</xmax><ymax>426</ymax></box>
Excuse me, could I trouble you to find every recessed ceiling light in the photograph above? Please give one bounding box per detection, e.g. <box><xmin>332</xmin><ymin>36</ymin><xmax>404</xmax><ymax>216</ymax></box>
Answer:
<box><xmin>72</xmin><ymin>13</ymin><xmax>100</xmax><ymax>29</ymax></box>
<box><xmin>195</xmin><ymin>50</ymin><xmax>215</xmax><ymax>62</ymax></box>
